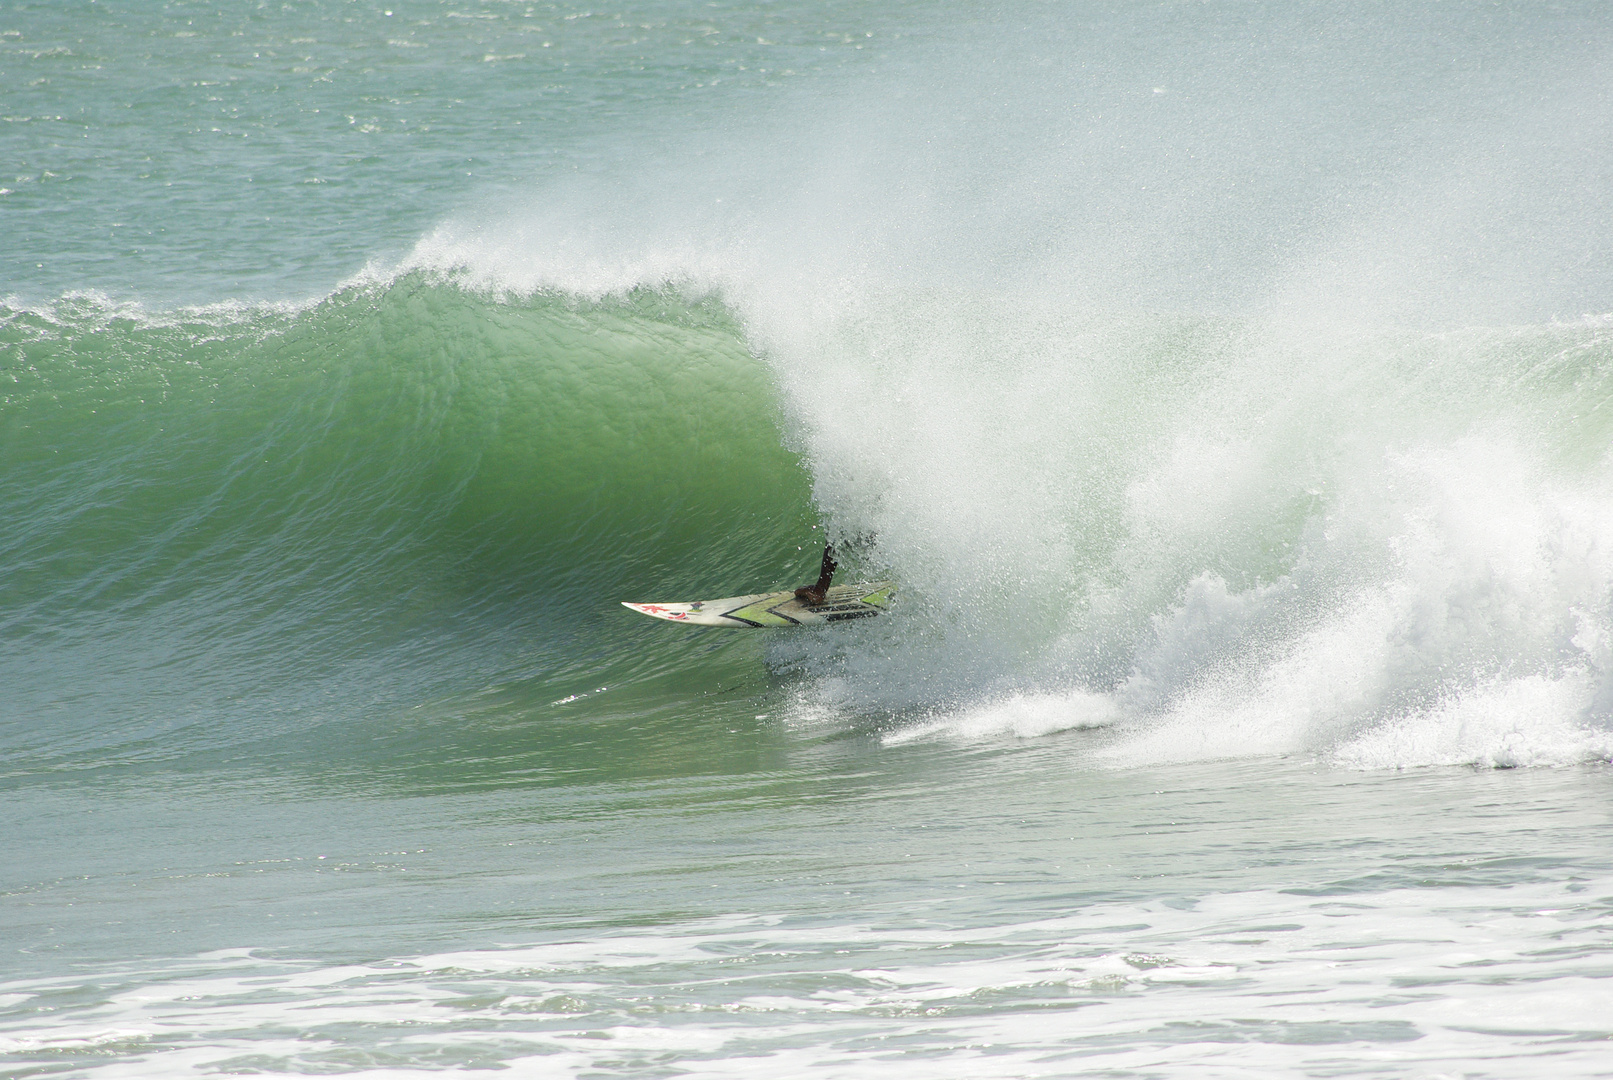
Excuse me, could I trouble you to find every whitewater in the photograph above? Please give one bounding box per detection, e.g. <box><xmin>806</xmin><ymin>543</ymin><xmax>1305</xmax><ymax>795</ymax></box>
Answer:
<box><xmin>3</xmin><ymin>1</ymin><xmax>1613</xmax><ymax>1077</ymax></box>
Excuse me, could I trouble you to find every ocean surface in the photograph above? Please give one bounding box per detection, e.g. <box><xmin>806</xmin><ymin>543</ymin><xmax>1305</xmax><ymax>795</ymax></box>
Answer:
<box><xmin>4</xmin><ymin>2</ymin><xmax>1613</xmax><ymax>1076</ymax></box>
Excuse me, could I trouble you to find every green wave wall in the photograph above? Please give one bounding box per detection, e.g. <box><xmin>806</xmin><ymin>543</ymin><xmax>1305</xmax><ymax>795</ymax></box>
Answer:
<box><xmin>0</xmin><ymin>277</ymin><xmax>818</xmax><ymax>774</ymax></box>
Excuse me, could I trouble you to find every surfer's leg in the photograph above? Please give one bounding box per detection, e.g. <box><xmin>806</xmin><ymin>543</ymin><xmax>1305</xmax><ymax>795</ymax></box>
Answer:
<box><xmin>794</xmin><ymin>543</ymin><xmax>837</xmax><ymax>606</ymax></box>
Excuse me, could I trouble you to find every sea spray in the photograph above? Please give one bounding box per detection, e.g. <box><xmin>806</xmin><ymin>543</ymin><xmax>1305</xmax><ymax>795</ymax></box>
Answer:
<box><xmin>334</xmin><ymin>2</ymin><xmax>1613</xmax><ymax>768</ymax></box>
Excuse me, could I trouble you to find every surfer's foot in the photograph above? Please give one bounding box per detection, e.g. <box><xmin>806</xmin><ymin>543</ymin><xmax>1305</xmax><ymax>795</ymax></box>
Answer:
<box><xmin>794</xmin><ymin>586</ymin><xmax>828</xmax><ymax>607</ymax></box>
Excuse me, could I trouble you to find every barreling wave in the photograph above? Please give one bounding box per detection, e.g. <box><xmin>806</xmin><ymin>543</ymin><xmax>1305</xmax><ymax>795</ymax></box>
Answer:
<box><xmin>0</xmin><ymin>275</ymin><xmax>817</xmax><ymax>777</ymax></box>
<box><xmin>8</xmin><ymin>262</ymin><xmax>1613</xmax><ymax>779</ymax></box>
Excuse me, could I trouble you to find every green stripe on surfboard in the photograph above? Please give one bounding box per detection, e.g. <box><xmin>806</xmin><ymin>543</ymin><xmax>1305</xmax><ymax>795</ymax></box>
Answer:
<box><xmin>622</xmin><ymin>581</ymin><xmax>895</xmax><ymax>627</ymax></box>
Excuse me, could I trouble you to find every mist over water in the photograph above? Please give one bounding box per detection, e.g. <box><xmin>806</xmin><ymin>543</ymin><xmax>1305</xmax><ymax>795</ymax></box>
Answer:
<box><xmin>4</xmin><ymin>2</ymin><xmax>1613</xmax><ymax>1077</ymax></box>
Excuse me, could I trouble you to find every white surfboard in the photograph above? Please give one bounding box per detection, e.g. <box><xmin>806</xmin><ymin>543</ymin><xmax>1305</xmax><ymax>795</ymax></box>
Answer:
<box><xmin>623</xmin><ymin>581</ymin><xmax>895</xmax><ymax>627</ymax></box>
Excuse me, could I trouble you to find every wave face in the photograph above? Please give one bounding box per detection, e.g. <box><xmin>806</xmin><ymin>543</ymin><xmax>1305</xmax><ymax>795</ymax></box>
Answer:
<box><xmin>0</xmin><ymin>282</ymin><xmax>817</xmax><ymax>778</ymax></box>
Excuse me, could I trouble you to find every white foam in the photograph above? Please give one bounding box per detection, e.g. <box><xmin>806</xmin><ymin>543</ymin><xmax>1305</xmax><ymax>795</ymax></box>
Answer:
<box><xmin>0</xmin><ymin>288</ymin><xmax>316</xmax><ymax>331</ymax></box>
<box><xmin>5</xmin><ymin>878</ymin><xmax>1610</xmax><ymax>1078</ymax></box>
<box><xmin>883</xmin><ymin>689</ymin><xmax>1119</xmax><ymax>745</ymax></box>
<box><xmin>1105</xmin><ymin>585</ymin><xmax>1404</xmax><ymax>766</ymax></box>
<box><xmin>1334</xmin><ymin>675</ymin><xmax>1613</xmax><ymax>769</ymax></box>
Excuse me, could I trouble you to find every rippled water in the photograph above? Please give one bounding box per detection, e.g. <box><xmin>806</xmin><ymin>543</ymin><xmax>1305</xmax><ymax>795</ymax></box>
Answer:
<box><xmin>5</xmin><ymin>753</ymin><xmax>1611</xmax><ymax>1076</ymax></box>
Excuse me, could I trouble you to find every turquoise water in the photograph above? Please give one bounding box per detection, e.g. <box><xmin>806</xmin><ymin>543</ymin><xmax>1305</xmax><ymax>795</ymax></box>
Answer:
<box><xmin>4</xmin><ymin>2</ymin><xmax>1613</xmax><ymax>1076</ymax></box>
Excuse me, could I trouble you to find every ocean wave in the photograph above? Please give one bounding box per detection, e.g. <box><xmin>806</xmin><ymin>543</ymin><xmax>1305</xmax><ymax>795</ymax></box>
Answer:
<box><xmin>9</xmin><ymin>262</ymin><xmax>1613</xmax><ymax>776</ymax></box>
<box><xmin>0</xmin><ymin>276</ymin><xmax>815</xmax><ymax>772</ymax></box>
